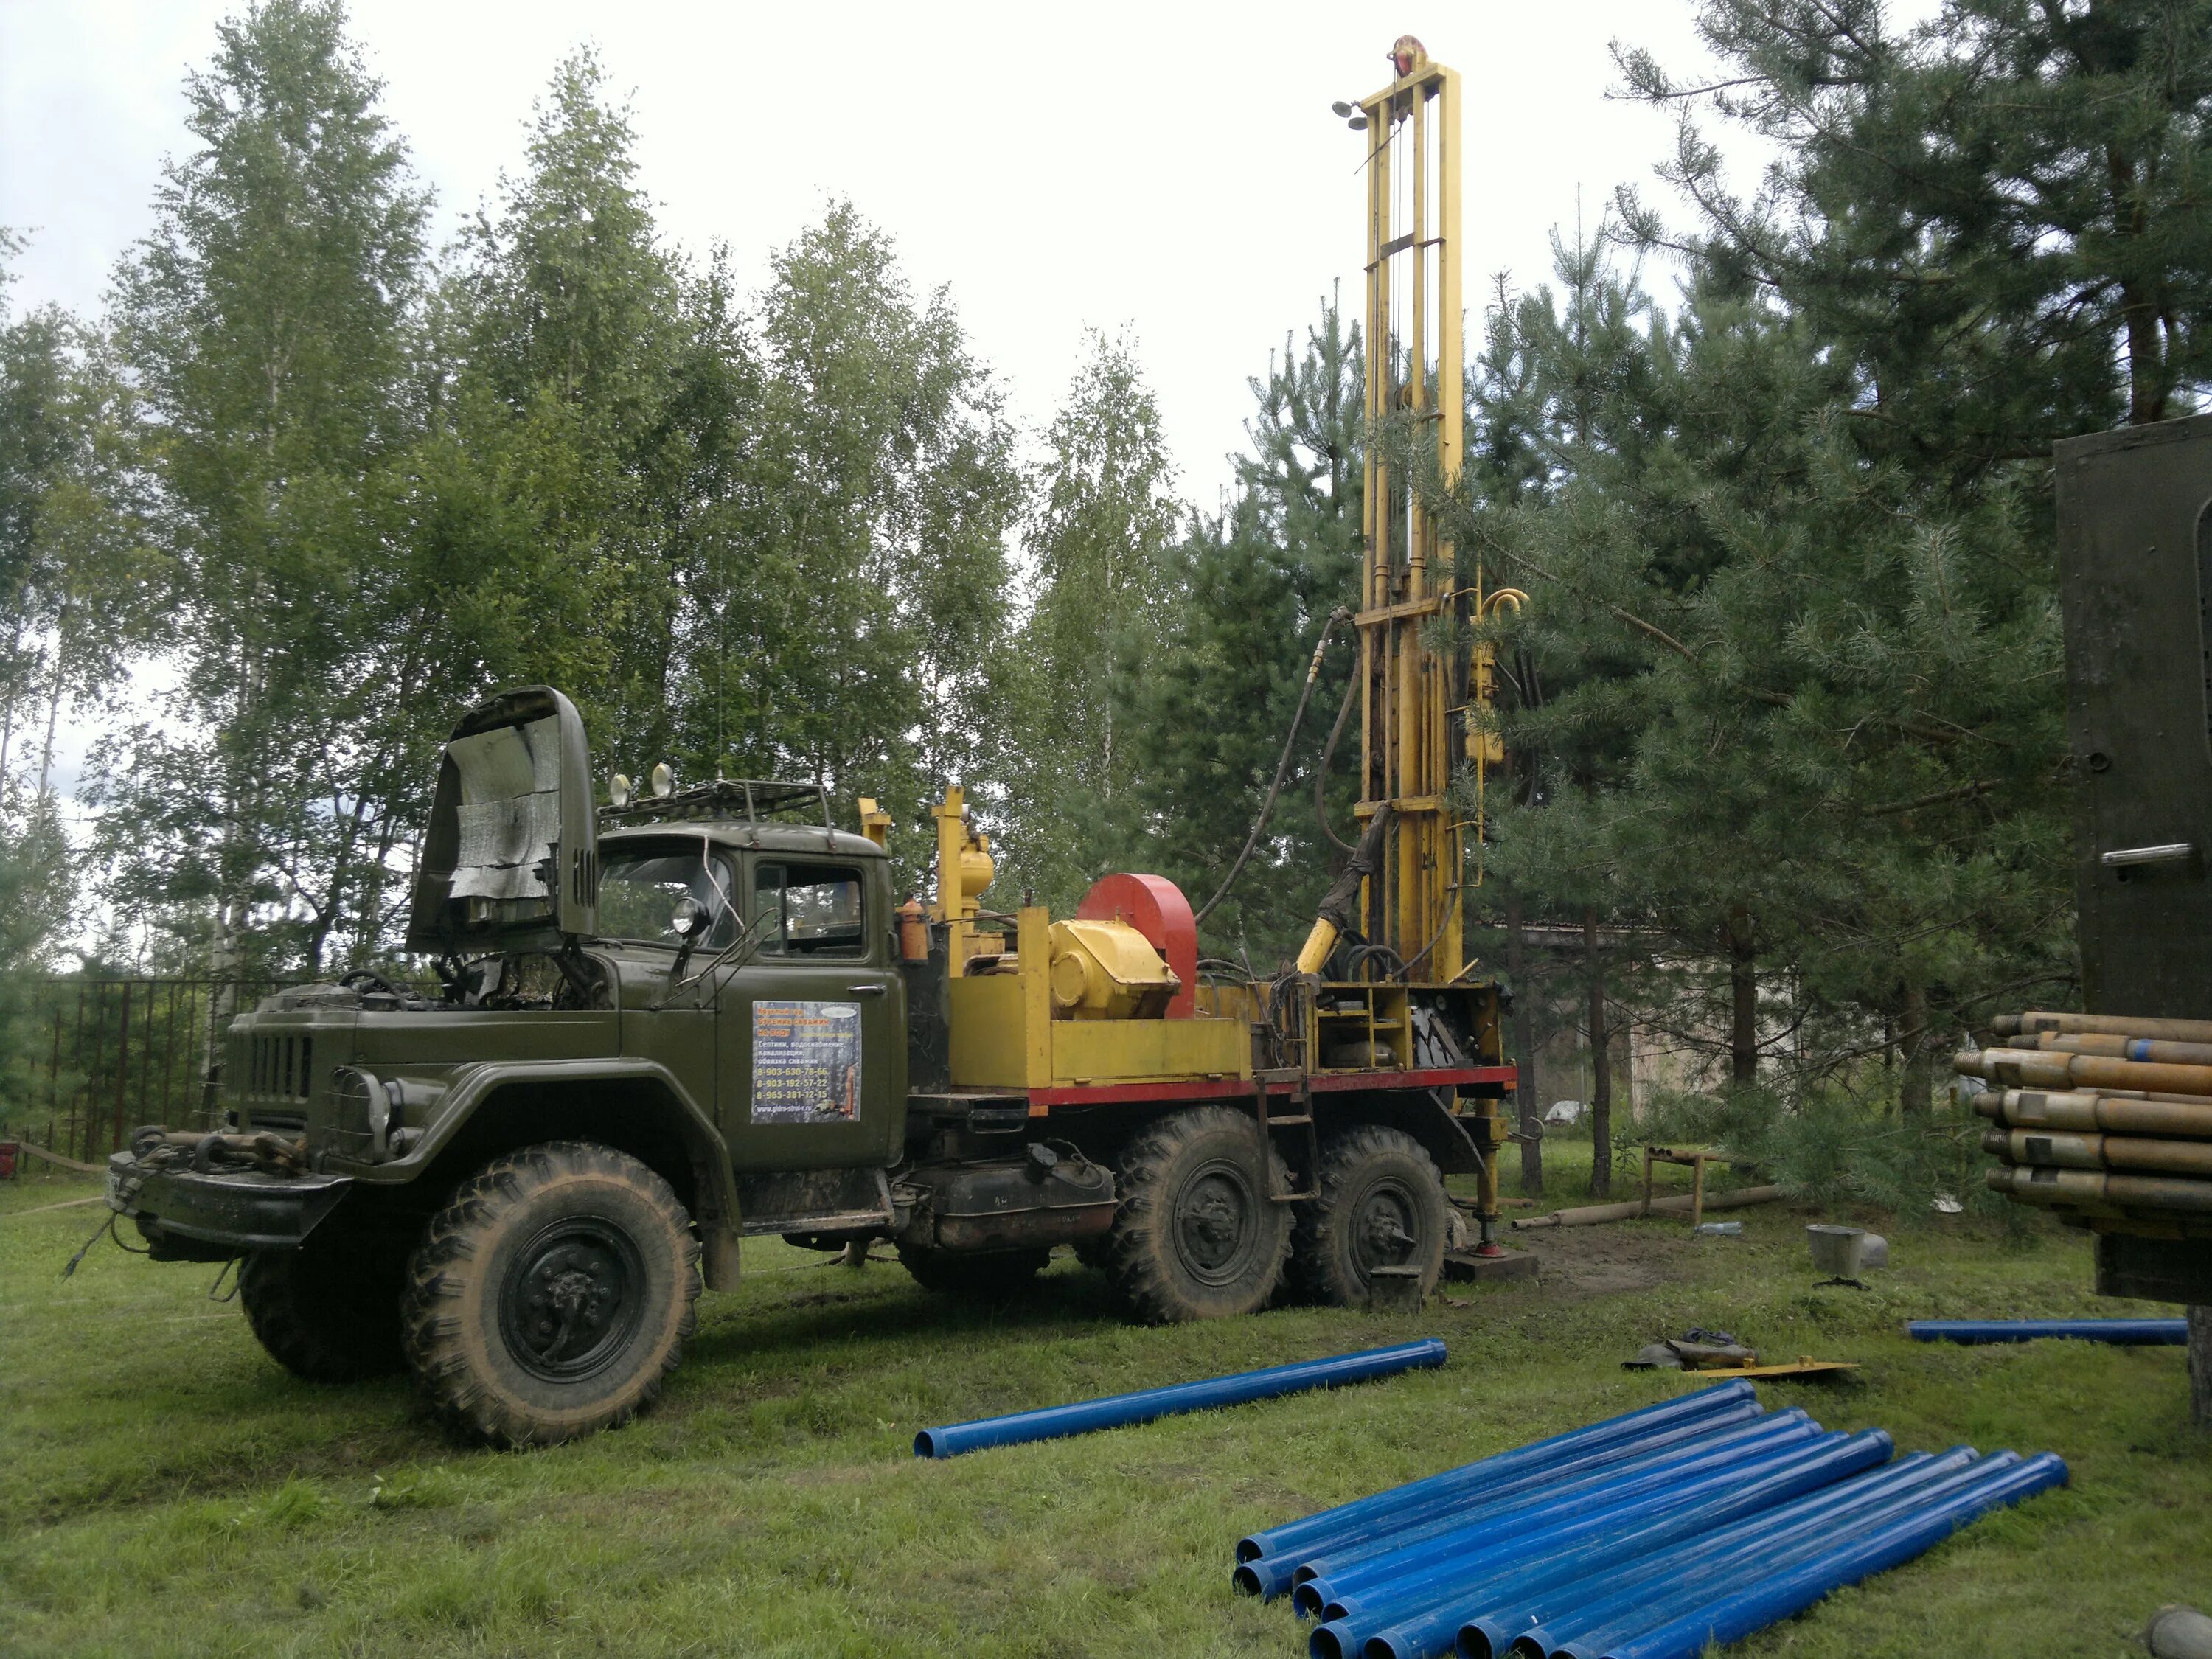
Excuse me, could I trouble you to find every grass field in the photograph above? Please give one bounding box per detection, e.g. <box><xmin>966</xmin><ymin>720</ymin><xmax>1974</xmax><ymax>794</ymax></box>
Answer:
<box><xmin>1</xmin><ymin>1148</ymin><xmax>2203</xmax><ymax>1658</ymax></box>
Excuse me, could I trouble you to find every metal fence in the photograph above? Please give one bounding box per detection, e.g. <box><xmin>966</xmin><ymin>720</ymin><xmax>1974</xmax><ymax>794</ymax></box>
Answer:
<box><xmin>5</xmin><ymin>979</ymin><xmax>291</xmax><ymax>1166</ymax></box>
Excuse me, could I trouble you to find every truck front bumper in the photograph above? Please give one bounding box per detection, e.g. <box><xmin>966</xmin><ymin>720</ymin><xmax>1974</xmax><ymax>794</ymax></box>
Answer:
<box><xmin>107</xmin><ymin>1152</ymin><xmax>354</xmax><ymax>1261</ymax></box>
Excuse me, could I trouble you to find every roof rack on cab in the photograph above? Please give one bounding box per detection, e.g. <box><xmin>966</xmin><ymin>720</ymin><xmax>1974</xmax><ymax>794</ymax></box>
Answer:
<box><xmin>599</xmin><ymin>776</ymin><xmax>834</xmax><ymax>835</ymax></box>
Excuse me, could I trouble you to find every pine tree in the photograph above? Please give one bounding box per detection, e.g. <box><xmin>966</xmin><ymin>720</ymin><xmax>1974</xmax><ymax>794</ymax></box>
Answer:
<box><xmin>1126</xmin><ymin>299</ymin><xmax>1365</xmax><ymax>961</ymax></box>
<box><xmin>1615</xmin><ymin>0</ymin><xmax>2212</xmax><ymax>465</ymax></box>
<box><xmin>1450</xmin><ymin>236</ymin><xmax>2070</xmax><ymax>1128</ymax></box>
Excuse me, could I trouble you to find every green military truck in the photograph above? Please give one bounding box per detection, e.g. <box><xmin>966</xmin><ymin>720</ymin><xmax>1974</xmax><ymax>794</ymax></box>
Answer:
<box><xmin>108</xmin><ymin>686</ymin><xmax>1509</xmax><ymax>1444</ymax></box>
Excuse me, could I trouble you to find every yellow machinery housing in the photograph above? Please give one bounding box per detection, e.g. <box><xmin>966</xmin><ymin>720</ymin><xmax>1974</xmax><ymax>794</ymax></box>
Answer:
<box><xmin>945</xmin><ymin>906</ymin><xmax>1250</xmax><ymax>1092</ymax></box>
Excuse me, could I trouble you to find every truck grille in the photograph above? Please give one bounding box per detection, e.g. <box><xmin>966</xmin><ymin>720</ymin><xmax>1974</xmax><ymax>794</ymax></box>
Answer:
<box><xmin>244</xmin><ymin>1034</ymin><xmax>315</xmax><ymax>1102</ymax></box>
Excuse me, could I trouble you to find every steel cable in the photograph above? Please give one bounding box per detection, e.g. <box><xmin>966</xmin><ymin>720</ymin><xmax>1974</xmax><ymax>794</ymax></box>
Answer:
<box><xmin>1192</xmin><ymin>608</ymin><xmax>1353</xmax><ymax>927</ymax></box>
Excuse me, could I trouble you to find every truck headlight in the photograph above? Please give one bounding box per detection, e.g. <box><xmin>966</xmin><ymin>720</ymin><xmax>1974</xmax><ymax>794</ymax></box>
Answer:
<box><xmin>334</xmin><ymin>1068</ymin><xmax>394</xmax><ymax>1161</ymax></box>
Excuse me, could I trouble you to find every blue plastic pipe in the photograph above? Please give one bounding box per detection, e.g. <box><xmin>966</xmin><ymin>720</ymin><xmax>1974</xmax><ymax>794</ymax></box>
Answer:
<box><xmin>1299</xmin><ymin>1413</ymin><xmax>1820</xmax><ymax>1618</ymax></box>
<box><xmin>1288</xmin><ymin>1406</ymin><xmax>1785</xmax><ymax>1597</ymax></box>
<box><xmin>1310</xmin><ymin>1431</ymin><xmax>1893</xmax><ymax>1659</ymax></box>
<box><xmin>1535</xmin><ymin>1453</ymin><xmax>2024</xmax><ymax>1659</ymax></box>
<box><xmin>911</xmin><ymin>1338</ymin><xmax>1444</xmax><ymax>1458</ymax></box>
<box><xmin>1314</xmin><ymin>1431</ymin><xmax>1844</xmax><ymax>1630</ymax></box>
<box><xmin>1235</xmin><ymin>1401</ymin><xmax>1767</xmax><ymax>1602</ymax></box>
<box><xmin>1352</xmin><ymin>1436</ymin><xmax>1882</xmax><ymax>1659</ymax></box>
<box><xmin>1465</xmin><ymin>1451</ymin><xmax>1969</xmax><ymax>1659</ymax></box>
<box><xmin>1236</xmin><ymin>1402</ymin><xmax>1762</xmax><ymax>1603</ymax></box>
<box><xmin>1589</xmin><ymin>1452</ymin><xmax>2068</xmax><ymax>1659</ymax></box>
<box><xmin>1488</xmin><ymin>1450</ymin><xmax>1988</xmax><ymax>1659</ymax></box>
<box><xmin>1907</xmin><ymin>1318</ymin><xmax>2187</xmax><ymax>1345</ymax></box>
<box><xmin>1239</xmin><ymin>1380</ymin><xmax>1756</xmax><ymax>1562</ymax></box>
<box><xmin>1280</xmin><ymin>1402</ymin><xmax>1770</xmax><ymax>1590</ymax></box>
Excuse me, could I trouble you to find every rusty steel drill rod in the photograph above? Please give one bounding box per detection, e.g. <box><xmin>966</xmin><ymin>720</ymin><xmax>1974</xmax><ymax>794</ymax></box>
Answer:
<box><xmin>1993</xmin><ymin>1011</ymin><xmax>2212</xmax><ymax>1045</ymax></box>
<box><xmin>2030</xmin><ymin>1032</ymin><xmax>2212</xmax><ymax>1066</ymax></box>
<box><xmin>1982</xmin><ymin>1128</ymin><xmax>2212</xmax><ymax>1177</ymax></box>
<box><xmin>1983</xmin><ymin>1164</ymin><xmax>2212</xmax><ymax>1212</ymax></box>
<box><xmin>1956</xmin><ymin>1048</ymin><xmax>2212</xmax><ymax>1098</ymax></box>
<box><xmin>1979</xmin><ymin>1088</ymin><xmax>2212</xmax><ymax>1138</ymax></box>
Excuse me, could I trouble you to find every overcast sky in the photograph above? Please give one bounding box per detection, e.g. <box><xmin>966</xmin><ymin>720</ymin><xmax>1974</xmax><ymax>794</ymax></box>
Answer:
<box><xmin>0</xmin><ymin>0</ymin><xmax>1829</xmax><ymax>509</ymax></box>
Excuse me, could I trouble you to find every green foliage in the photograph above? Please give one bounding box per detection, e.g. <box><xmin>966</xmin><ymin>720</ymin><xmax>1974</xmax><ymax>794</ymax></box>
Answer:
<box><xmin>1447</xmin><ymin>0</ymin><xmax>2169</xmax><ymax>1119</ymax></box>
<box><xmin>1617</xmin><ymin>0</ymin><xmax>2212</xmax><ymax>448</ymax></box>
<box><xmin>995</xmin><ymin>326</ymin><xmax>1180</xmax><ymax>908</ymax></box>
<box><xmin>92</xmin><ymin>0</ymin><xmax>432</xmax><ymax>980</ymax></box>
<box><xmin>1634</xmin><ymin>1081</ymin><xmax>2022</xmax><ymax>1227</ymax></box>
<box><xmin>1127</xmin><ymin>300</ymin><xmax>1366</xmax><ymax>962</ymax></box>
<box><xmin>1457</xmin><ymin>244</ymin><xmax>2073</xmax><ymax>1082</ymax></box>
<box><xmin>719</xmin><ymin>203</ymin><xmax>1020</xmax><ymax>893</ymax></box>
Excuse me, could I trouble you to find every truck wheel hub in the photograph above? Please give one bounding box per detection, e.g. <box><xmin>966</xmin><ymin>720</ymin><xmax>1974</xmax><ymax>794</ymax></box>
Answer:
<box><xmin>501</xmin><ymin>1220</ymin><xmax>646</xmax><ymax>1381</ymax></box>
<box><xmin>1174</xmin><ymin>1162</ymin><xmax>1256</xmax><ymax>1282</ymax></box>
<box><xmin>1354</xmin><ymin>1184</ymin><xmax>1418</xmax><ymax>1271</ymax></box>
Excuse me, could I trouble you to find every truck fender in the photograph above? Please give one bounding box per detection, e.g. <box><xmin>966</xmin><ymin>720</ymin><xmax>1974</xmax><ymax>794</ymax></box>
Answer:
<box><xmin>1318</xmin><ymin>1088</ymin><xmax>1489</xmax><ymax>1178</ymax></box>
<box><xmin>403</xmin><ymin>1060</ymin><xmax>742</xmax><ymax>1290</ymax></box>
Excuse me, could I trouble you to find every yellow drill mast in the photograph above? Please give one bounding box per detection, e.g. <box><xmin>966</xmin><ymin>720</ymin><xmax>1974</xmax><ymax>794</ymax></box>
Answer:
<box><xmin>1355</xmin><ymin>35</ymin><xmax>1480</xmax><ymax>976</ymax></box>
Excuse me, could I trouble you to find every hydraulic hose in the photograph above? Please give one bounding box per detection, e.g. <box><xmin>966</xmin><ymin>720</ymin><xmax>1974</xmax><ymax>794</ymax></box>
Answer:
<box><xmin>911</xmin><ymin>1338</ymin><xmax>1441</xmax><ymax>1458</ymax></box>
<box><xmin>1315</xmin><ymin>655</ymin><xmax>1360</xmax><ymax>854</ymax></box>
<box><xmin>1194</xmin><ymin>608</ymin><xmax>1351</xmax><ymax>928</ymax></box>
<box><xmin>1295</xmin><ymin>802</ymin><xmax>1396</xmax><ymax>975</ymax></box>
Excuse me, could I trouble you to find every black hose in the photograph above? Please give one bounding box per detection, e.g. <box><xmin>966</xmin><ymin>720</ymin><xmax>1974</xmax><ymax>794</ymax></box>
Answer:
<box><xmin>1193</xmin><ymin>608</ymin><xmax>1353</xmax><ymax>927</ymax></box>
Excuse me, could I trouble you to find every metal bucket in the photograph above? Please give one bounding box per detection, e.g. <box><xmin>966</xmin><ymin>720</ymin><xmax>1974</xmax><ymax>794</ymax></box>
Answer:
<box><xmin>1806</xmin><ymin>1224</ymin><xmax>1868</xmax><ymax>1278</ymax></box>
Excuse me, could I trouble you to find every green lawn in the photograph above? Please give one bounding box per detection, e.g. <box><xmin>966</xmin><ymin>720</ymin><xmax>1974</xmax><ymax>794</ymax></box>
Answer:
<box><xmin>1</xmin><ymin>1152</ymin><xmax>2202</xmax><ymax>1658</ymax></box>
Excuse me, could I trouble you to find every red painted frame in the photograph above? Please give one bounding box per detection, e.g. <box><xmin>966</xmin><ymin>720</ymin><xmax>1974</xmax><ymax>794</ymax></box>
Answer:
<box><xmin>1023</xmin><ymin>1064</ymin><xmax>1516</xmax><ymax>1114</ymax></box>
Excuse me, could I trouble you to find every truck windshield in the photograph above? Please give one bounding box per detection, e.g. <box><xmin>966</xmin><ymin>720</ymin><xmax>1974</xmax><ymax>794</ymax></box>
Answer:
<box><xmin>597</xmin><ymin>848</ymin><xmax>740</xmax><ymax>947</ymax></box>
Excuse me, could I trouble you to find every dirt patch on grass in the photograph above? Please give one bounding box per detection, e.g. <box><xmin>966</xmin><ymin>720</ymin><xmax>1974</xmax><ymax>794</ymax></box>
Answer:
<box><xmin>1509</xmin><ymin>1221</ymin><xmax>1699</xmax><ymax>1296</ymax></box>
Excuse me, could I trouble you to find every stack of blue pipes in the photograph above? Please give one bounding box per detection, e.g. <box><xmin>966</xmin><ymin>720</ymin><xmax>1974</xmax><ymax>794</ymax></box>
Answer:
<box><xmin>1231</xmin><ymin>1380</ymin><xmax>2065</xmax><ymax>1659</ymax></box>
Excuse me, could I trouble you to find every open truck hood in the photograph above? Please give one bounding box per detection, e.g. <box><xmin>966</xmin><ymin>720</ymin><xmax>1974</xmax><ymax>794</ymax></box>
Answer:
<box><xmin>406</xmin><ymin>686</ymin><xmax>598</xmax><ymax>954</ymax></box>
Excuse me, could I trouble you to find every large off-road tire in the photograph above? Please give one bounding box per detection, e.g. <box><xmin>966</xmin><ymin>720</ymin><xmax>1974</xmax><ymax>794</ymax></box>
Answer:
<box><xmin>400</xmin><ymin>1141</ymin><xmax>700</xmax><ymax>1447</ymax></box>
<box><xmin>239</xmin><ymin>1234</ymin><xmax>408</xmax><ymax>1382</ymax></box>
<box><xmin>897</xmin><ymin>1244</ymin><xmax>1050</xmax><ymax>1299</ymax></box>
<box><xmin>1106</xmin><ymin>1106</ymin><xmax>1290</xmax><ymax>1323</ymax></box>
<box><xmin>1287</xmin><ymin>1124</ymin><xmax>1449</xmax><ymax>1307</ymax></box>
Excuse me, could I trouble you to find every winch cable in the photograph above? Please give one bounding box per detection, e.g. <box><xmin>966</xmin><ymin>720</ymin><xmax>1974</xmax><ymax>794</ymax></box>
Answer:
<box><xmin>1193</xmin><ymin>608</ymin><xmax>1352</xmax><ymax>928</ymax></box>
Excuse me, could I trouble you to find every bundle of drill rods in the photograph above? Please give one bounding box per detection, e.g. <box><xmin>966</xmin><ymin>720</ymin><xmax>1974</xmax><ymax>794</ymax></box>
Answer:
<box><xmin>1231</xmin><ymin>1381</ymin><xmax>2065</xmax><ymax>1659</ymax></box>
<box><xmin>1955</xmin><ymin>1009</ymin><xmax>2212</xmax><ymax>1220</ymax></box>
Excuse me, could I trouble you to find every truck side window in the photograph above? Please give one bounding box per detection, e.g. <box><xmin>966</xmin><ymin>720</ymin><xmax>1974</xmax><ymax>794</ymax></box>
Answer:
<box><xmin>754</xmin><ymin>863</ymin><xmax>866</xmax><ymax>957</ymax></box>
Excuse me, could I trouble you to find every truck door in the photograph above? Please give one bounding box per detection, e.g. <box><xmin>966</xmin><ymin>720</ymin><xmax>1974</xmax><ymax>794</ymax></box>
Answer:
<box><xmin>717</xmin><ymin>855</ymin><xmax>901</xmax><ymax>1171</ymax></box>
<box><xmin>2056</xmin><ymin>414</ymin><xmax>2212</xmax><ymax>1017</ymax></box>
